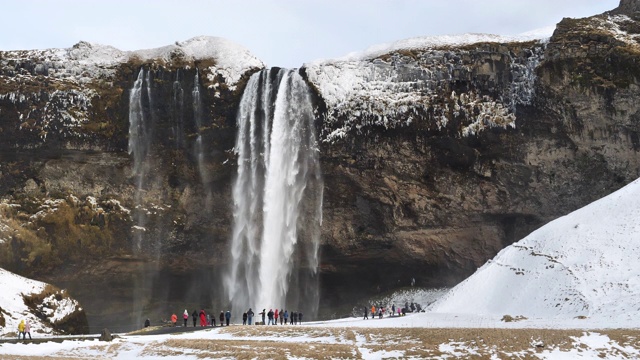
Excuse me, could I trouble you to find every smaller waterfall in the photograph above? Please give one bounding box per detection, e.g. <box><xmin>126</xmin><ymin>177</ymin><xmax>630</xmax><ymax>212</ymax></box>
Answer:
<box><xmin>172</xmin><ymin>69</ymin><xmax>185</xmax><ymax>148</ymax></box>
<box><xmin>192</xmin><ymin>70</ymin><xmax>207</xmax><ymax>185</ymax></box>
<box><xmin>128</xmin><ymin>68</ymin><xmax>150</xmax><ymax>252</ymax></box>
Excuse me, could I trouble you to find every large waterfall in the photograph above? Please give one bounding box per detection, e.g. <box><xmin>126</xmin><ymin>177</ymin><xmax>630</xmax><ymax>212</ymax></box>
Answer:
<box><xmin>225</xmin><ymin>68</ymin><xmax>323</xmax><ymax>318</ymax></box>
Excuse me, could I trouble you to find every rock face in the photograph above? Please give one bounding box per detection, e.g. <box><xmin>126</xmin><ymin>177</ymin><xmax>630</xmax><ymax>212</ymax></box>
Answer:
<box><xmin>1</xmin><ymin>3</ymin><xmax>639</xmax><ymax>330</ymax></box>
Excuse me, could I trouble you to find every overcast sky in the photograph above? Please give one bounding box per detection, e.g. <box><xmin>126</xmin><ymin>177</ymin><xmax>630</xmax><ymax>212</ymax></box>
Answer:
<box><xmin>2</xmin><ymin>0</ymin><xmax>619</xmax><ymax>68</ymax></box>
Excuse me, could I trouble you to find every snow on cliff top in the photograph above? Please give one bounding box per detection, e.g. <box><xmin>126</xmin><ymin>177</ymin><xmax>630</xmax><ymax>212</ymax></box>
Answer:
<box><xmin>2</xmin><ymin>36</ymin><xmax>264</xmax><ymax>86</ymax></box>
<box><xmin>307</xmin><ymin>26</ymin><xmax>554</xmax><ymax>65</ymax></box>
<box><xmin>0</xmin><ymin>267</ymin><xmax>82</xmax><ymax>336</ymax></box>
<box><xmin>429</xmin><ymin>176</ymin><xmax>640</xmax><ymax>328</ymax></box>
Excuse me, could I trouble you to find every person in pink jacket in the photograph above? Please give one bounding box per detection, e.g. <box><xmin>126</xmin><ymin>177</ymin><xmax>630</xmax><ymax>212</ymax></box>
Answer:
<box><xmin>24</xmin><ymin>320</ymin><xmax>32</xmax><ymax>340</ymax></box>
<box><xmin>182</xmin><ymin>309</ymin><xmax>188</xmax><ymax>327</ymax></box>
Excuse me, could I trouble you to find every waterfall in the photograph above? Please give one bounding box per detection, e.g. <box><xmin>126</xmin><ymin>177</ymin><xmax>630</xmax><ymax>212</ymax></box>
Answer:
<box><xmin>172</xmin><ymin>69</ymin><xmax>185</xmax><ymax>148</ymax></box>
<box><xmin>192</xmin><ymin>70</ymin><xmax>207</xmax><ymax>185</ymax></box>
<box><xmin>128</xmin><ymin>68</ymin><xmax>150</xmax><ymax>252</ymax></box>
<box><xmin>225</xmin><ymin>68</ymin><xmax>323</xmax><ymax>318</ymax></box>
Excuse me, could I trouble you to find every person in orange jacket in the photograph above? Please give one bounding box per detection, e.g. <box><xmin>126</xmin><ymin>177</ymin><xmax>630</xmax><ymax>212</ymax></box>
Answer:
<box><xmin>370</xmin><ymin>305</ymin><xmax>376</xmax><ymax>319</ymax></box>
<box><xmin>171</xmin><ymin>313</ymin><xmax>178</xmax><ymax>326</ymax></box>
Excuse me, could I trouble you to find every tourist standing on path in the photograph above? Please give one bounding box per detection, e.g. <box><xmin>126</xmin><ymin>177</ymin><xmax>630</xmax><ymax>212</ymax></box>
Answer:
<box><xmin>267</xmin><ymin>309</ymin><xmax>274</xmax><ymax>325</ymax></box>
<box><xmin>220</xmin><ymin>311</ymin><xmax>225</xmax><ymax>326</ymax></box>
<box><xmin>292</xmin><ymin>311</ymin><xmax>297</xmax><ymax>325</ymax></box>
<box><xmin>242</xmin><ymin>312</ymin><xmax>247</xmax><ymax>325</ymax></box>
<box><xmin>364</xmin><ymin>306</ymin><xmax>368</xmax><ymax>320</ymax></box>
<box><xmin>279</xmin><ymin>309</ymin><xmax>284</xmax><ymax>325</ymax></box>
<box><xmin>199</xmin><ymin>309</ymin><xmax>207</xmax><ymax>326</ymax></box>
<box><xmin>274</xmin><ymin>309</ymin><xmax>279</xmax><ymax>325</ymax></box>
<box><xmin>24</xmin><ymin>320</ymin><xmax>32</xmax><ymax>340</ymax></box>
<box><xmin>391</xmin><ymin>304</ymin><xmax>395</xmax><ymax>316</ymax></box>
<box><xmin>225</xmin><ymin>310</ymin><xmax>231</xmax><ymax>326</ymax></box>
<box><xmin>192</xmin><ymin>310</ymin><xmax>198</xmax><ymax>327</ymax></box>
<box><xmin>171</xmin><ymin>313</ymin><xmax>177</xmax><ymax>326</ymax></box>
<box><xmin>298</xmin><ymin>312</ymin><xmax>303</xmax><ymax>324</ymax></box>
<box><xmin>370</xmin><ymin>305</ymin><xmax>376</xmax><ymax>319</ymax></box>
<box><xmin>247</xmin><ymin>308</ymin><xmax>254</xmax><ymax>325</ymax></box>
<box><xmin>284</xmin><ymin>310</ymin><xmax>289</xmax><ymax>324</ymax></box>
<box><xmin>18</xmin><ymin>320</ymin><xmax>25</xmax><ymax>339</ymax></box>
<box><xmin>183</xmin><ymin>309</ymin><xmax>188</xmax><ymax>326</ymax></box>
<box><xmin>260</xmin><ymin>309</ymin><xmax>266</xmax><ymax>324</ymax></box>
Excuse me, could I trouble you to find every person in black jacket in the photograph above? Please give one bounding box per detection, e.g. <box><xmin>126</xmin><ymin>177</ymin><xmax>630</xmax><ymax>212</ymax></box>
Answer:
<box><xmin>242</xmin><ymin>312</ymin><xmax>248</xmax><ymax>325</ymax></box>
<box><xmin>191</xmin><ymin>310</ymin><xmax>198</xmax><ymax>327</ymax></box>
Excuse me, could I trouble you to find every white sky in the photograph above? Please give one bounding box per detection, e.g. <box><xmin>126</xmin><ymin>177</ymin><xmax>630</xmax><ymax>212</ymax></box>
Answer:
<box><xmin>1</xmin><ymin>0</ymin><xmax>620</xmax><ymax>68</ymax></box>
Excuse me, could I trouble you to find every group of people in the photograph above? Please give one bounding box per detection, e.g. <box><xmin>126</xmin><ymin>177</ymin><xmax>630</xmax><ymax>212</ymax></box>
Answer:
<box><xmin>169</xmin><ymin>309</ymin><xmax>232</xmax><ymax>327</ymax></box>
<box><xmin>165</xmin><ymin>306</ymin><xmax>306</xmax><ymax>328</ymax></box>
<box><xmin>17</xmin><ymin>319</ymin><xmax>32</xmax><ymax>340</ymax></box>
<box><xmin>364</xmin><ymin>302</ymin><xmax>422</xmax><ymax>319</ymax></box>
<box><xmin>251</xmin><ymin>308</ymin><xmax>303</xmax><ymax>325</ymax></box>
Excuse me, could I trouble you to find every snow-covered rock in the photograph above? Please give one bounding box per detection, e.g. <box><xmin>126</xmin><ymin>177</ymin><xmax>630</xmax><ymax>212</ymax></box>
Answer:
<box><xmin>0</xmin><ymin>267</ymin><xmax>86</xmax><ymax>336</ymax></box>
<box><xmin>304</xmin><ymin>32</ymin><xmax>547</xmax><ymax>143</ymax></box>
<box><xmin>430</xmin><ymin>177</ymin><xmax>640</xmax><ymax>327</ymax></box>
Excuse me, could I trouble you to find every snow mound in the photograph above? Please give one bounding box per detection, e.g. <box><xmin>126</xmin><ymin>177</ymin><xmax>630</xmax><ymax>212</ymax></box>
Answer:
<box><xmin>430</xmin><ymin>177</ymin><xmax>640</xmax><ymax>327</ymax></box>
<box><xmin>0</xmin><ymin>267</ymin><xmax>84</xmax><ymax>336</ymax></box>
<box><xmin>131</xmin><ymin>36</ymin><xmax>264</xmax><ymax>87</ymax></box>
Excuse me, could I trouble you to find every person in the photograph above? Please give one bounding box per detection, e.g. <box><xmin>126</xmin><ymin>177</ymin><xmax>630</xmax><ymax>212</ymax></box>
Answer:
<box><xmin>24</xmin><ymin>320</ymin><xmax>32</xmax><ymax>340</ymax></box>
<box><xmin>378</xmin><ymin>309</ymin><xmax>382</xmax><ymax>319</ymax></box>
<box><xmin>284</xmin><ymin>310</ymin><xmax>289</xmax><ymax>324</ymax></box>
<box><xmin>171</xmin><ymin>313</ymin><xmax>178</xmax><ymax>326</ymax></box>
<box><xmin>211</xmin><ymin>313</ymin><xmax>216</xmax><ymax>327</ymax></box>
<box><xmin>401</xmin><ymin>307</ymin><xmax>406</xmax><ymax>316</ymax></box>
<box><xmin>363</xmin><ymin>306</ymin><xmax>368</xmax><ymax>320</ymax></box>
<box><xmin>411</xmin><ymin>277</ymin><xmax>415</xmax><ymax>286</ymax></box>
<box><xmin>370</xmin><ymin>305</ymin><xmax>376</xmax><ymax>319</ymax></box>
<box><xmin>192</xmin><ymin>310</ymin><xmax>198</xmax><ymax>327</ymax></box>
<box><xmin>18</xmin><ymin>319</ymin><xmax>25</xmax><ymax>339</ymax></box>
<box><xmin>397</xmin><ymin>308</ymin><xmax>401</xmax><ymax>316</ymax></box>
<box><xmin>274</xmin><ymin>309</ymin><xmax>279</xmax><ymax>325</ymax></box>
<box><xmin>183</xmin><ymin>309</ymin><xmax>188</xmax><ymax>327</ymax></box>
<box><xmin>225</xmin><ymin>310</ymin><xmax>231</xmax><ymax>326</ymax></box>
<box><xmin>267</xmin><ymin>309</ymin><xmax>274</xmax><ymax>325</ymax></box>
<box><xmin>292</xmin><ymin>311</ymin><xmax>297</xmax><ymax>325</ymax></box>
<box><xmin>298</xmin><ymin>312</ymin><xmax>303</xmax><ymax>324</ymax></box>
<box><xmin>247</xmin><ymin>308</ymin><xmax>254</xmax><ymax>325</ymax></box>
<box><xmin>199</xmin><ymin>309</ymin><xmax>207</xmax><ymax>327</ymax></box>
<box><xmin>144</xmin><ymin>318</ymin><xmax>150</xmax><ymax>328</ymax></box>
<box><xmin>279</xmin><ymin>309</ymin><xmax>284</xmax><ymax>325</ymax></box>
<box><xmin>391</xmin><ymin>304</ymin><xmax>396</xmax><ymax>316</ymax></box>
<box><xmin>242</xmin><ymin>312</ymin><xmax>248</xmax><ymax>325</ymax></box>
<box><xmin>220</xmin><ymin>311</ymin><xmax>225</xmax><ymax>327</ymax></box>
<box><xmin>260</xmin><ymin>309</ymin><xmax>266</xmax><ymax>325</ymax></box>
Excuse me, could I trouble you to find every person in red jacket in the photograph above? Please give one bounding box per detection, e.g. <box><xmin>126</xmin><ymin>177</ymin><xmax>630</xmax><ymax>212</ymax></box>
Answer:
<box><xmin>199</xmin><ymin>309</ymin><xmax>207</xmax><ymax>326</ymax></box>
<box><xmin>274</xmin><ymin>309</ymin><xmax>279</xmax><ymax>325</ymax></box>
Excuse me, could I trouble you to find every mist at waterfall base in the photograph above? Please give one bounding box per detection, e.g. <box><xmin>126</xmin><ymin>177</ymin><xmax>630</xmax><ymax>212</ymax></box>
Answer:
<box><xmin>224</xmin><ymin>68</ymin><xmax>324</xmax><ymax>321</ymax></box>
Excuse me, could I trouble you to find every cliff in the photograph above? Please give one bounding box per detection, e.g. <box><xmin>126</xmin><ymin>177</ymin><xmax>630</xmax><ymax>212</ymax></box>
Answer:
<box><xmin>0</xmin><ymin>2</ymin><xmax>639</xmax><ymax>330</ymax></box>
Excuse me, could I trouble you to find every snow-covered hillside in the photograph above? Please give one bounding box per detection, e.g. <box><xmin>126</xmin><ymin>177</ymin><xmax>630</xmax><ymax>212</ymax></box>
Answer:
<box><xmin>430</xmin><ymin>177</ymin><xmax>640</xmax><ymax>327</ymax></box>
<box><xmin>0</xmin><ymin>267</ymin><xmax>85</xmax><ymax>336</ymax></box>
